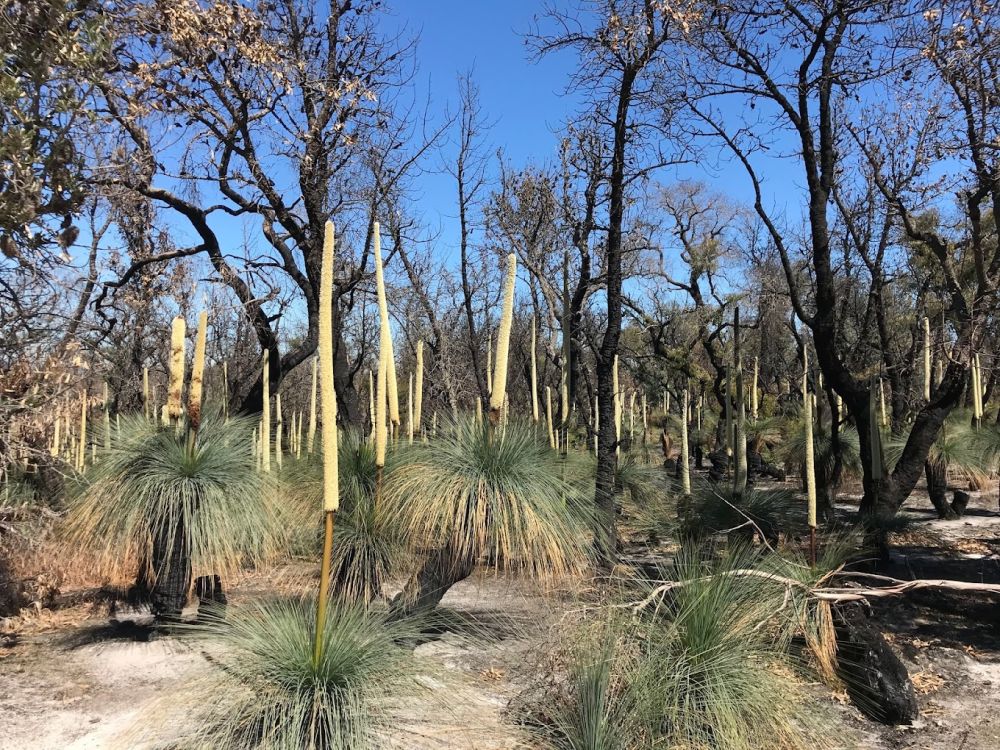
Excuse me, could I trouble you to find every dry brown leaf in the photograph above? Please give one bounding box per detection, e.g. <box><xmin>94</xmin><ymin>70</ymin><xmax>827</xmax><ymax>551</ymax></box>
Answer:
<box><xmin>911</xmin><ymin>671</ymin><xmax>946</xmax><ymax>694</ymax></box>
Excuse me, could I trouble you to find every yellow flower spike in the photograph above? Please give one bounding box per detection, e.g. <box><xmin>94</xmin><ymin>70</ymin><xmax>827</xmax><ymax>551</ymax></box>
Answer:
<box><xmin>414</xmin><ymin>341</ymin><xmax>424</xmax><ymax>436</ymax></box>
<box><xmin>307</xmin><ymin>356</ymin><xmax>318</xmax><ymax>453</ymax></box>
<box><xmin>262</xmin><ymin>348</ymin><xmax>271</xmax><ymax>473</ymax></box>
<box><xmin>166</xmin><ymin>316</ymin><xmax>186</xmax><ymax>423</ymax></box>
<box><xmin>372</xmin><ymin>222</ymin><xmax>399</xmax><ymax>425</ymax></box>
<box><xmin>188</xmin><ymin>311</ymin><xmax>208</xmax><ymax>432</ymax></box>
<box><xmin>318</xmin><ymin>221</ymin><xmax>339</xmax><ymax>510</ymax></box>
<box><xmin>490</xmin><ymin>253</ymin><xmax>517</xmax><ymax>419</ymax></box>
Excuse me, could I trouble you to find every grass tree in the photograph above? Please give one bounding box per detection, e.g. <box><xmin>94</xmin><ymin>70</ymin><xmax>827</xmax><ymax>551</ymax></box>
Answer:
<box><xmin>162</xmin><ymin>221</ymin><xmax>421</xmax><ymax>750</ymax></box>
<box><xmin>535</xmin><ymin>547</ymin><xmax>829</xmax><ymax>750</ymax></box>
<box><xmin>387</xmin><ymin>255</ymin><xmax>592</xmax><ymax>618</ymax></box>
<box><xmin>68</xmin><ymin>314</ymin><xmax>283</xmax><ymax>622</ymax></box>
<box><xmin>168</xmin><ymin>597</ymin><xmax>419</xmax><ymax>749</ymax></box>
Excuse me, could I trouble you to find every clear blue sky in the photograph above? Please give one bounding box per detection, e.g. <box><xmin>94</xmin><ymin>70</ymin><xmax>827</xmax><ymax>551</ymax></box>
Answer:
<box><xmin>389</xmin><ymin>1</ymin><xmax>583</xmax><ymax>251</ymax></box>
<box><xmin>388</xmin><ymin>1</ymin><xmax>805</xmax><ymax>258</ymax></box>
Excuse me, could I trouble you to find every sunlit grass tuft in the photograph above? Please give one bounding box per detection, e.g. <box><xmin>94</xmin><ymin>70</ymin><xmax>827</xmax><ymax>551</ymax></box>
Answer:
<box><xmin>385</xmin><ymin>417</ymin><xmax>594</xmax><ymax>579</ymax></box>
<box><xmin>65</xmin><ymin>413</ymin><xmax>285</xmax><ymax>582</ymax></box>
<box><xmin>164</xmin><ymin>598</ymin><xmax>419</xmax><ymax>749</ymax></box>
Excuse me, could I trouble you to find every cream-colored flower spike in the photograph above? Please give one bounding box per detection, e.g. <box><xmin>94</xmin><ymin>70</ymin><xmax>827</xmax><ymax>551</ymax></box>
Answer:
<box><xmin>923</xmin><ymin>317</ymin><xmax>932</xmax><ymax>402</ymax></box>
<box><xmin>407</xmin><ymin>371</ymin><xmax>414</xmax><ymax>444</ymax></box>
<box><xmin>680</xmin><ymin>388</ymin><xmax>691</xmax><ymax>495</ymax></box>
<box><xmin>77</xmin><ymin>390</ymin><xmax>87</xmax><ymax>472</ymax></box>
<box><xmin>530</xmin><ymin>317</ymin><xmax>539</xmax><ymax>422</ymax></box>
<box><xmin>188</xmin><ymin>311</ymin><xmax>208</xmax><ymax>430</ymax></box>
<box><xmin>368</xmin><ymin>369</ymin><xmax>376</xmax><ymax>440</ymax></box>
<box><xmin>307</xmin><ymin>356</ymin><xmax>318</xmax><ymax>453</ymax></box>
<box><xmin>375</xmin><ymin>342</ymin><xmax>388</xmax><ymax>467</ymax></box>
<box><xmin>318</xmin><ymin>221</ymin><xmax>340</xmax><ymax>511</ymax></box>
<box><xmin>545</xmin><ymin>386</ymin><xmax>555</xmax><ymax>449</ymax></box>
<box><xmin>372</xmin><ymin>222</ymin><xmax>399</xmax><ymax>425</ymax></box>
<box><xmin>262</xmin><ymin>348</ymin><xmax>271</xmax><ymax>473</ymax></box>
<box><xmin>414</xmin><ymin>341</ymin><xmax>424</xmax><ymax>436</ymax></box>
<box><xmin>167</xmin><ymin>316</ymin><xmax>186</xmax><ymax>422</ymax></box>
<box><xmin>490</xmin><ymin>253</ymin><xmax>518</xmax><ymax>415</ymax></box>
<box><xmin>803</xmin><ymin>348</ymin><xmax>817</xmax><ymax>528</ymax></box>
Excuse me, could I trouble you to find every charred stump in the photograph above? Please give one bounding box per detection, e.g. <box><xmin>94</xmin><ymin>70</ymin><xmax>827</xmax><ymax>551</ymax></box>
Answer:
<box><xmin>195</xmin><ymin>574</ymin><xmax>227</xmax><ymax>618</ymax></box>
<box><xmin>832</xmin><ymin>600</ymin><xmax>918</xmax><ymax>725</ymax></box>
<box><xmin>925</xmin><ymin>460</ymin><xmax>957</xmax><ymax>519</ymax></box>
<box><xmin>951</xmin><ymin>490</ymin><xmax>970</xmax><ymax>517</ymax></box>
<box><xmin>388</xmin><ymin>541</ymin><xmax>475</xmax><ymax>622</ymax></box>
<box><xmin>149</xmin><ymin>517</ymin><xmax>191</xmax><ymax>623</ymax></box>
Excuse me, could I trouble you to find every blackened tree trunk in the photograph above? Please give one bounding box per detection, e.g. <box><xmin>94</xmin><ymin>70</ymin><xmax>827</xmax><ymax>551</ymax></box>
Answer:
<box><xmin>387</xmin><ymin>542</ymin><xmax>476</xmax><ymax>621</ymax></box>
<box><xmin>833</xmin><ymin>600</ymin><xmax>918</xmax><ymax>725</ymax></box>
<box><xmin>924</xmin><ymin>460</ymin><xmax>956</xmax><ymax>519</ymax></box>
<box><xmin>149</xmin><ymin>518</ymin><xmax>191</xmax><ymax>622</ymax></box>
<box><xmin>593</xmin><ymin>66</ymin><xmax>639</xmax><ymax>571</ymax></box>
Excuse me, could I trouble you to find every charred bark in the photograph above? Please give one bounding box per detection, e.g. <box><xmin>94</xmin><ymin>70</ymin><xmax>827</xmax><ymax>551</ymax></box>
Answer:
<box><xmin>387</xmin><ymin>542</ymin><xmax>476</xmax><ymax>621</ymax></box>
<box><xmin>924</xmin><ymin>460</ymin><xmax>956</xmax><ymax>519</ymax></box>
<box><xmin>832</xmin><ymin>600</ymin><xmax>918</xmax><ymax>725</ymax></box>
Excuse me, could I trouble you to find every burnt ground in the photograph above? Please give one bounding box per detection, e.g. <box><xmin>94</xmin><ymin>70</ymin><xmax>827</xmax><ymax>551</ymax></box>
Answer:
<box><xmin>1</xmin><ymin>482</ymin><xmax>999</xmax><ymax>749</ymax></box>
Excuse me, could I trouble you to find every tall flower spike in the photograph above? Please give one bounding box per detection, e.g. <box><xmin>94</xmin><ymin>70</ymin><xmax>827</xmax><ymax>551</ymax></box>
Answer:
<box><xmin>103</xmin><ymin>382</ymin><xmax>111</xmax><ymax>451</ymax></box>
<box><xmin>318</xmin><ymin>221</ymin><xmax>339</xmax><ymax>511</ymax></box>
<box><xmin>680</xmin><ymin>388</ymin><xmax>691</xmax><ymax>495</ymax></box>
<box><xmin>546</xmin><ymin>386</ymin><xmax>555</xmax><ymax>449</ymax></box>
<box><xmin>414</xmin><ymin>341</ymin><xmax>424</xmax><ymax>436</ymax></box>
<box><xmin>407</xmin><ymin>371</ymin><xmax>414</xmax><ymax>444</ymax></box>
<box><xmin>368</xmin><ymin>369</ymin><xmax>376</xmax><ymax>440</ymax></box>
<box><xmin>803</xmin><ymin>347</ymin><xmax>817</xmax><ymax>529</ymax></box>
<box><xmin>307</xmin><ymin>355</ymin><xmax>318</xmax><ymax>453</ymax></box>
<box><xmin>77</xmin><ymin>390</ymin><xmax>87</xmax><ymax>472</ymax></box>
<box><xmin>262</xmin><ymin>349</ymin><xmax>271</xmax><ymax>473</ymax></box>
<box><xmin>166</xmin><ymin>316</ymin><xmax>186</xmax><ymax>423</ymax></box>
<box><xmin>375</xmin><ymin>340</ymin><xmax>388</xmax><ymax>467</ymax></box>
<box><xmin>275</xmin><ymin>393</ymin><xmax>284</xmax><ymax>470</ymax></box>
<box><xmin>372</xmin><ymin>222</ymin><xmax>399</xmax><ymax>425</ymax></box>
<box><xmin>490</xmin><ymin>253</ymin><xmax>517</xmax><ymax>417</ymax></box>
<box><xmin>923</xmin><ymin>317</ymin><xmax>932</xmax><ymax>402</ymax></box>
<box><xmin>188</xmin><ymin>311</ymin><xmax>208</xmax><ymax>432</ymax></box>
<box><xmin>530</xmin><ymin>316</ymin><xmax>539</xmax><ymax>422</ymax></box>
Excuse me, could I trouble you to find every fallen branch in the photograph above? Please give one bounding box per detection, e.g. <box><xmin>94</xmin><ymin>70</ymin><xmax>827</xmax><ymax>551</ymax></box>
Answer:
<box><xmin>628</xmin><ymin>569</ymin><xmax>1000</xmax><ymax>612</ymax></box>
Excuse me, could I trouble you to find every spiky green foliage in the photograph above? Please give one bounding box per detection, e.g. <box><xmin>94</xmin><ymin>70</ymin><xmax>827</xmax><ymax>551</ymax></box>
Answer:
<box><xmin>615</xmin><ymin>451</ymin><xmax>670</xmax><ymax>508</ymax></box>
<box><xmin>777</xmin><ymin>408</ymin><xmax>861</xmax><ymax>478</ymax></box>
<box><xmin>678</xmin><ymin>480</ymin><xmax>800</xmax><ymax>542</ymax></box>
<box><xmin>282</xmin><ymin>430</ymin><xmax>408</xmax><ymax>601</ymax></box>
<box><xmin>164</xmin><ymin>599</ymin><xmax>419</xmax><ymax>749</ymax></box>
<box><xmin>629</xmin><ymin>547</ymin><xmax>824</xmax><ymax>748</ymax></box>
<box><xmin>543</xmin><ymin>640</ymin><xmax>637</xmax><ymax>750</ymax></box>
<box><xmin>745</xmin><ymin>414</ymin><xmax>785</xmax><ymax>453</ymax></box>
<box><xmin>612</xmin><ymin>451</ymin><xmax>676</xmax><ymax>543</ymax></box>
<box><xmin>885</xmin><ymin>409</ymin><xmax>995</xmax><ymax>481</ymax></box>
<box><xmin>384</xmin><ymin>417</ymin><xmax>593</xmax><ymax>577</ymax></box>
<box><xmin>66</xmin><ymin>414</ymin><xmax>283</xmax><ymax>579</ymax></box>
<box><xmin>534</xmin><ymin>547</ymin><xmax>828</xmax><ymax>750</ymax></box>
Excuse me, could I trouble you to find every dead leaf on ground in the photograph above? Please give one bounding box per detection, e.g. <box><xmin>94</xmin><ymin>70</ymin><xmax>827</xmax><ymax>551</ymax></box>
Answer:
<box><xmin>911</xmin><ymin>671</ymin><xmax>946</xmax><ymax>694</ymax></box>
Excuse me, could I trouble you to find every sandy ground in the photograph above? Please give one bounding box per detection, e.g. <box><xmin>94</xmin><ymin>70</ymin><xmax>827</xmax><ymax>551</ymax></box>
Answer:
<box><xmin>2</xmin><ymin>483</ymin><xmax>999</xmax><ymax>750</ymax></box>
